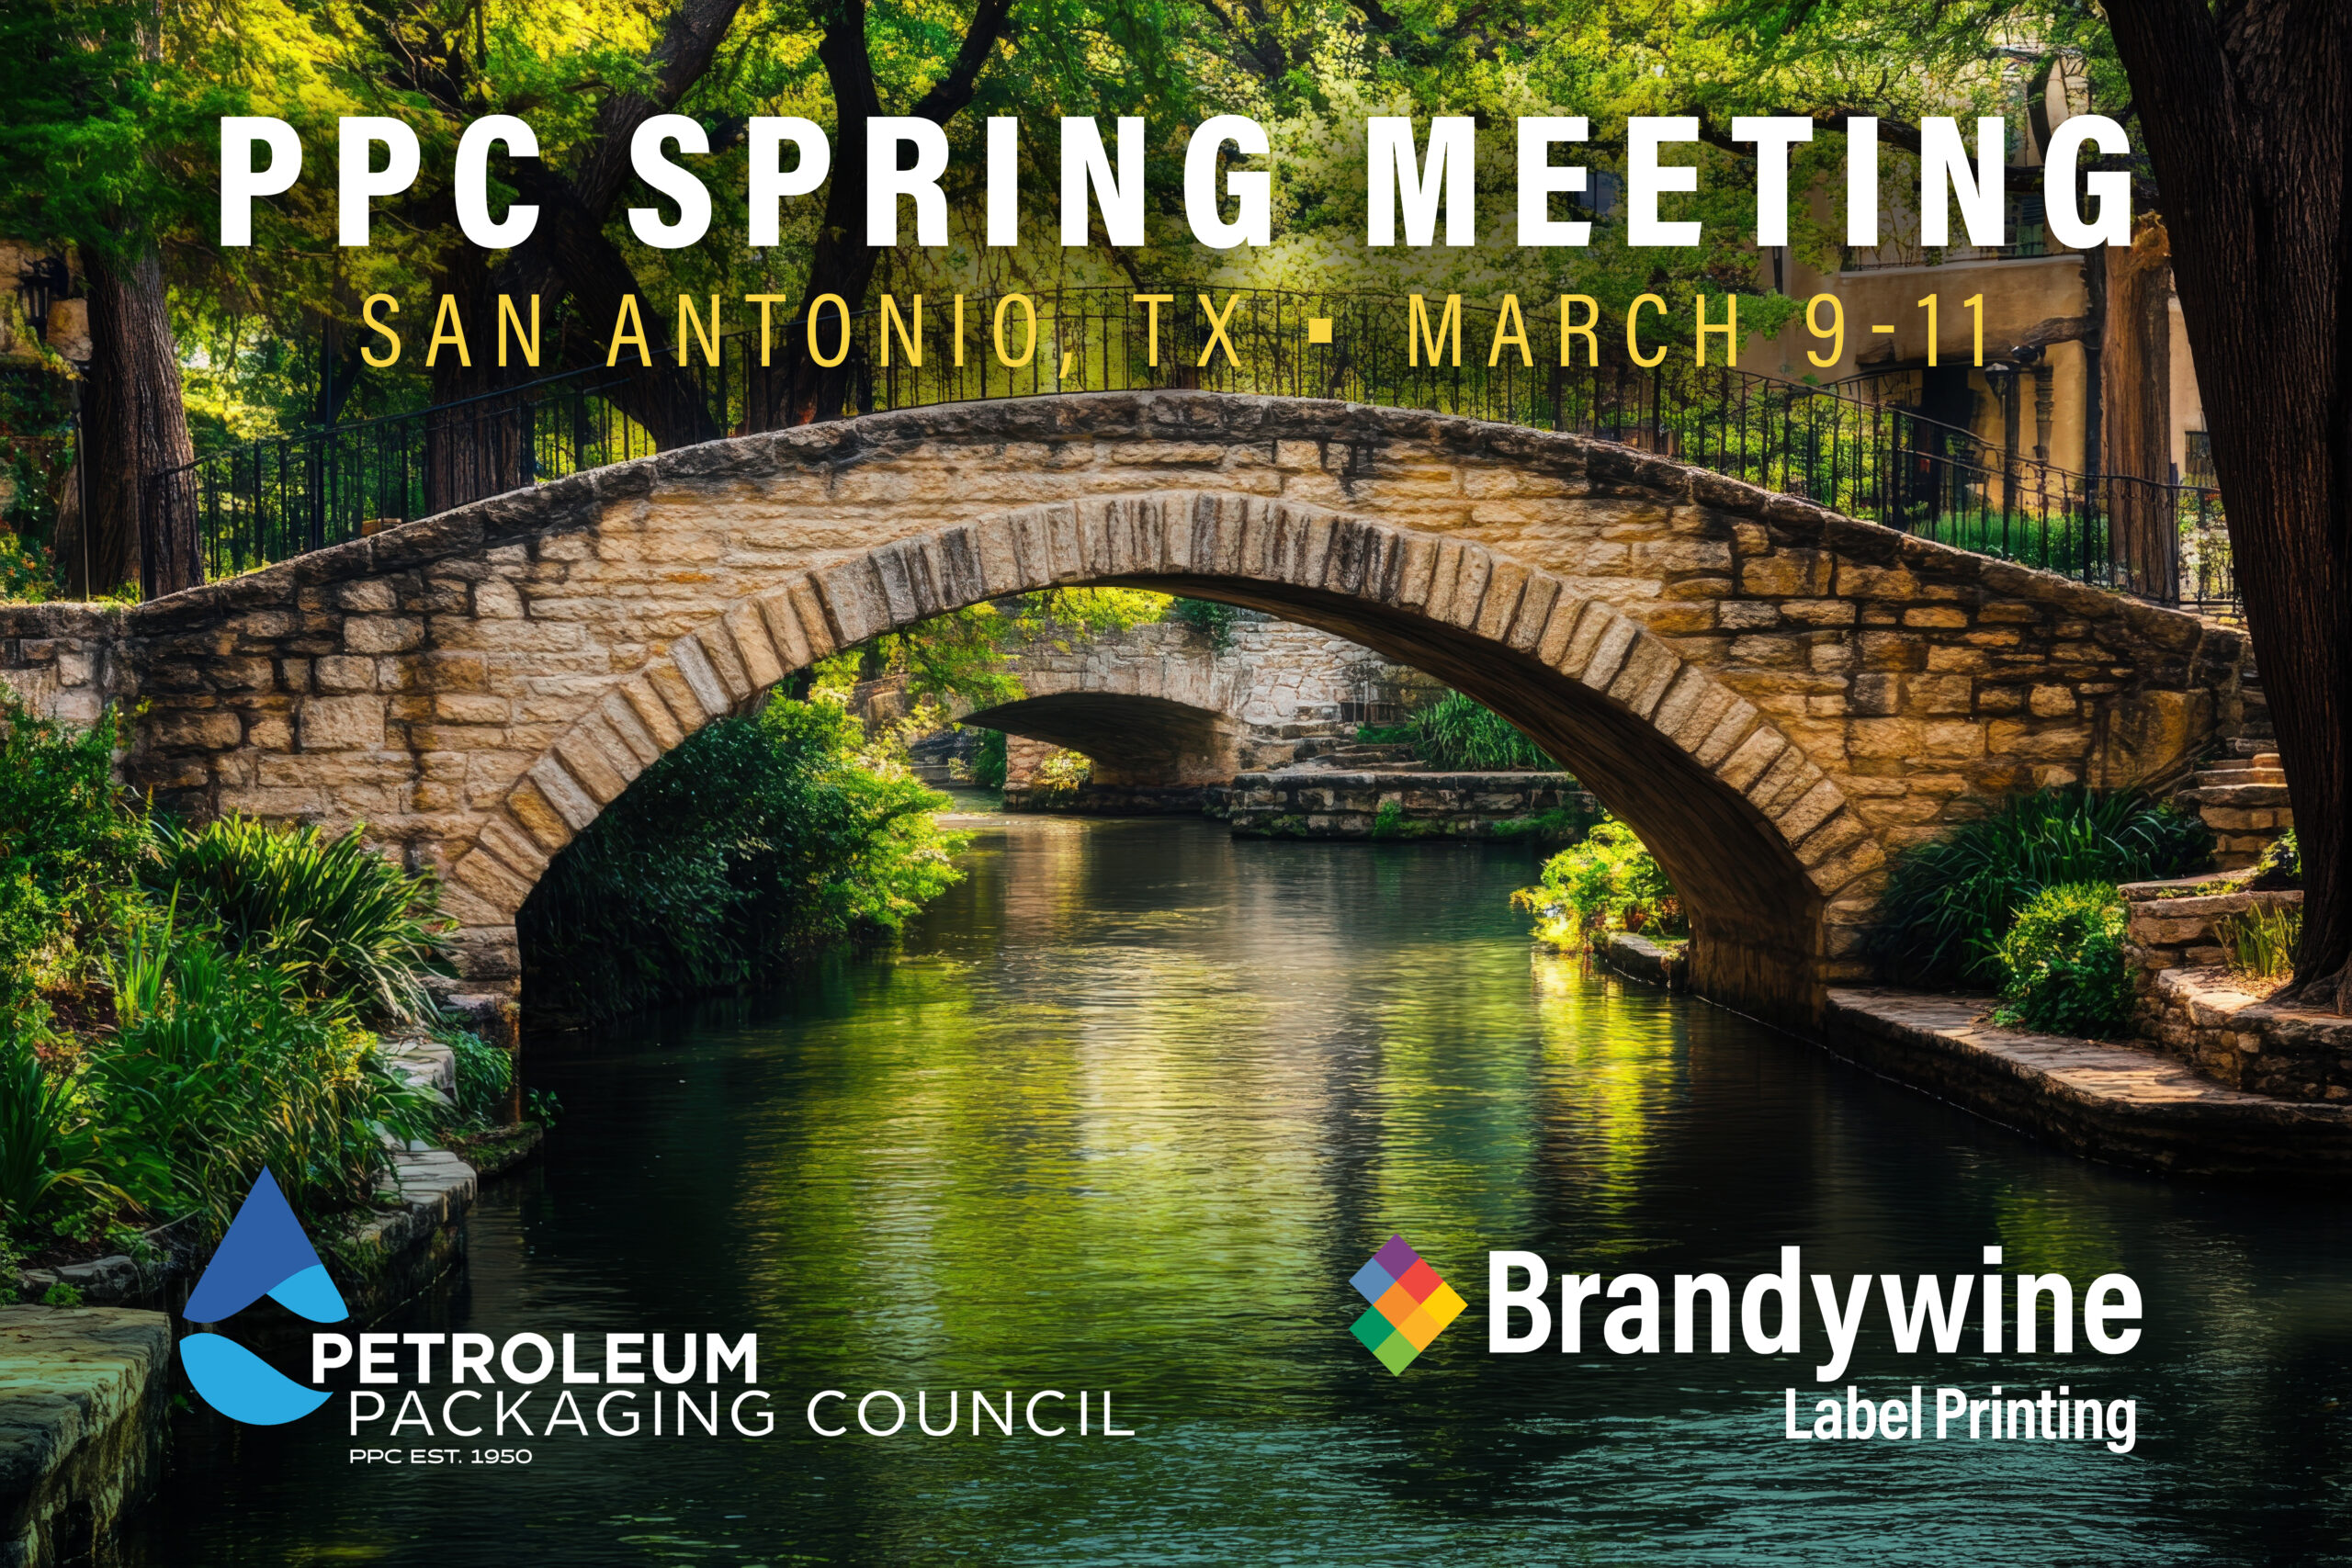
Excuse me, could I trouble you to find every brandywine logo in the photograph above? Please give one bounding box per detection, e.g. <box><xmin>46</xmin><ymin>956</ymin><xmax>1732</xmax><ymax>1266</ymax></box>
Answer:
<box><xmin>1348</xmin><ymin>1235</ymin><xmax>1466</xmax><ymax>1374</ymax></box>
<box><xmin>179</xmin><ymin>1169</ymin><xmax>350</xmax><ymax>1425</ymax></box>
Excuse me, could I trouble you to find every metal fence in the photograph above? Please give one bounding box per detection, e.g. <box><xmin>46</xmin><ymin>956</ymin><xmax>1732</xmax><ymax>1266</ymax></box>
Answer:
<box><xmin>144</xmin><ymin>286</ymin><xmax>2234</xmax><ymax>612</ymax></box>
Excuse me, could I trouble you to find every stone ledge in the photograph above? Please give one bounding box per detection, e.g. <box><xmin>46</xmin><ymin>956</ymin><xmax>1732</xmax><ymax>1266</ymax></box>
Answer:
<box><xmin>1601</xmin><ymin>931</ymin><xmax>1689</xmax><ymax>991</ymax></box>
<box><xmin>1823</xmin><ymin>988</ymin><xmax>2352</xmax><ymax>1179</ymax></box>
<box><xmin>2137</xmin><ymin>966</ymin><xmax>2352</xmax><ymax>1101</ymax></box>
<box><xmin>0</xmin><ymin>1305</ymin><xmax>170</xmax><ymax>1568</ymax></box>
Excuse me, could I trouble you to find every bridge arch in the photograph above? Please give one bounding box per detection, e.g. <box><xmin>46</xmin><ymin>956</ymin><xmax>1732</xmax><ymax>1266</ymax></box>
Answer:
<box><xmin>453</xmin><ymin>494</ymin><xmax>1866</xmax><ymax>1019</ymax></box>
<box><xmin>96</xmin><ymin>390</ymin><xmax>2243</xmax><ymax>1025</ymax></box>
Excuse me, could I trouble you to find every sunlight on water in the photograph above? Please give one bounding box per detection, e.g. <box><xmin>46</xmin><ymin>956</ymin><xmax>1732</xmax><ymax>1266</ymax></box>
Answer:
<box><xmin>129</xmin><ymin>814</ymin><xmax>2352</xmax><ymax>1565</ymax></box>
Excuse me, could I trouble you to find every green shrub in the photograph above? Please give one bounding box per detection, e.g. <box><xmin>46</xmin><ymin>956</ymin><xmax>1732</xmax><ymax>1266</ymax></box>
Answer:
<box><xmin>1864</xmin><ymin>788</ymin><xmax>2211</xmax><ymax>987</ymax></box>
<box><xmin>1033</xmin><ymin>750</ymin><xmax>1091</xmax><ymax>795</ymax></box>
<box><xmin>1167</xmin><ymin>598</ymin><xmax>1240</xmax><ymax>651</ymax></box>
<box><xmin>1511</xmin><ymin>817</ymin><xmax>1682</xmax><ymax>949</ymax></box>
<box><xmin>2251</xmin><ymin>828</ymin><xmax>2300</xmax><ymax>885</ymax></box>
<box><xmin>1414</xmin><ymin>692</ymin><xmax>1555</xmax><ymax>772</ymax></box>
<box><xmin>146</xmin><ymin>817</ymin><xmax>451</xmax><ymax>1022</ymax></box>
<box><xmin>0</xmin><ymin>699</ymin><xmax>141</xmax><ymax>1032</ymax></box>
<box><xmin>1354</xmin><ymin>722</ymin><xmax>1418</xmax><ymax>746</ymax></box>
<box><xmin>1991</xmin><ymin>883</ymin><xmax>2135</xmax><ymax>1036</ymax></box>
<box><xmin>518</xmin><ymin>693</ymin><xmax>966</xmax><ymax>1023</ymax></box>
<box><xmin>0</xmin><ymin>1033</ymin><xmax>117</xmax><ymax>1231</ymax></box>
<box><xmin>440</xmin><ymin>1024</ymin><xmax>515</xmax><ymax>1128</ymax></box>
<box><xmin>92</xmin><ymin>919</ymin><xmax>438</xmax><ymax>1239</ymax></box>
<box><xmin>967</xmin><ymin>728</ymin><xmax>1009</xmax><ymax>790</ymax></box>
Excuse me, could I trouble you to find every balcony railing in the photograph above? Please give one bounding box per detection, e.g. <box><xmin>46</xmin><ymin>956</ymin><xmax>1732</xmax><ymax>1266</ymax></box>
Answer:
<box><xmin>142</xmin><ymin>286</ymin><xmax>2233</xmax><ymax>614</ymax></box>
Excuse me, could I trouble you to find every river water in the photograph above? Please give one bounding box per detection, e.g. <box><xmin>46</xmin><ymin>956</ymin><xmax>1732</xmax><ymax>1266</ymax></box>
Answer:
<box><xmin>128</xmin><ymin>807</ymin><xmax>2352</xmax><ymax>1564</ymax></box>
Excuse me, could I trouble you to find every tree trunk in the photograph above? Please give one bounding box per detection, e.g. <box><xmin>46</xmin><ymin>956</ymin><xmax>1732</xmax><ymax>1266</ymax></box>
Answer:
<box><xmin>74</xmin><ymin>243</ymin><xmax>197</xmax><ymax>598</ymax></box>
<box><xmin>769</xmin><ymin>0</ymin><xmax>1014</xmax><ymax>426</ymax></box>
<box><xmin>2101</xmin><ymin>220</ymin><xmax>2173</xmax><ymax>597</ymax></box>
<box><xmin>2102</xmin><ymin>0</ymin><xmax>2352</xmax><ymax>1006</ymax></box>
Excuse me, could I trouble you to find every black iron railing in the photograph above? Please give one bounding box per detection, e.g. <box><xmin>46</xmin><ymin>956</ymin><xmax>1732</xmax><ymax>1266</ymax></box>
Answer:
<box><xmin>143</xmin><ymin>286</ymin><xmax>2234</xmax><ymax>612</ymax></box>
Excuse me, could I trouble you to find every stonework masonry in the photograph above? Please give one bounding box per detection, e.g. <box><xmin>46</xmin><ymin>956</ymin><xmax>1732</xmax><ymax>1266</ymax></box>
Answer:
<box><xmin>2120</xmin><ymin>874</ymin><xmax>2351</xmax><ymax>1102</ymax></box>
<box><xmin>0</xmin><ymin>392</ymin><xmax>2245</xmax><ymax>1022</ymax></box>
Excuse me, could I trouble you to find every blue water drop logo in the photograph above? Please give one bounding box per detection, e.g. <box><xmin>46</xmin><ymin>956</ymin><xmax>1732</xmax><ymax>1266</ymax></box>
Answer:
<box><xmin>180</xmin><ymin>1168</ymin><xmax>348</xmax><ymax>1425</ymax></box>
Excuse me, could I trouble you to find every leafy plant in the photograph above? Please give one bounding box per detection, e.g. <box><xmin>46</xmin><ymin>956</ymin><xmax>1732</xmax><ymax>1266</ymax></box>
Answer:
<box><xmin>93</xmin><ymin>919</ymin><xmax>438</xmax><ymax>1238</ymax></box>
<box><xmin>1414</xmin><ymin>692</ymin><xmax>1555</xmax><ymax>772</ymax></box>
<box><xmin>146</xmin><ymin>817</ymin><xmax>451</xmax><ymax>1022</ymax></box>
<box><xmin>1033</xmin><ymin>750</ymin><xmax>1091</xmax><ymax>796</ymax></box>
<box><xmin>967</xmin><ymin>728</ymin><xmax>1009</xmax><ymax>790</ymax></box>
<box><xmin>1864</xmin><ymin>788</ymin><xmax>2212</xmax><ymax>988</ymax></box>
<box><xmin>1512</xmin><ymin>817</ymin><xmax>1683</xmax><ymax>949</ymax></box>
<box><xmin>0</xmin><ymin>697</ymin><xmax>141</xmax><ymax>1032</ymax></box>
<box><xmin>2221</xmin><ymin>902</ymin><xmax>2301</xmax><ymax>983</ymax></box>
<box><xmin>439</xmin><ymin>1023</ymin><xmax>514</xmax><ymax>1128</ymax></box>
<box><xmin>525</xmin><ymin>1088</ymin><xmax>563</xmax><ymax>1127</ymax></box>
<box><xmin>1991</xmin><ymin>884</ymin><xmax>2136</xmax><ymax>1037</ymax></box>
<box><xmin>0</xmin><ymin>1036</ymin><xmax>118</xmax><ymax>1230</ymax></box>
<box><xmin>518</xmin><ymin>692</ymin><xmax>966</xmax><ymax>1023</ymax></box>
<box><xmin>2250</xmin><ymin>828</ymin><xmax>2301</xmax><ymax>886</ymax></box>
<box><xmin>1168</xmin><ymin>598</ymin><xmax>1240</xmax><ymax>652</ymax></box>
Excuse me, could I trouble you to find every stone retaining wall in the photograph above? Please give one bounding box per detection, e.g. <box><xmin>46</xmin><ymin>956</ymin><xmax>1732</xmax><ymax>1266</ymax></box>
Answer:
<box><xmin>2120</xmin><ymin>874</ymin><xmax>2300</xmax><ymax>974</ymax></box>
<box><xmin>0</xmin><ymin>1308</ymin><xmax>170</xmax><ymax>1568</ymax></box>
<box><xmin>2112</xmin><ymin>874</ymin><xmax>2352</xmax><ymax>1101</ymax></box>
<box><xmin>1208</xmin><ymin>769</ymin><xmax>1598</xmax><ymax>840</ymax></box>
<box><xmin>0</xmin><ymin>604</ymin><xmax>130</xmax><ymax>728</ymax></box>
<box><xmin>1601</xmin><ymin>931</ymin><xmax>1690</xmax><ymax>990</ymax></box>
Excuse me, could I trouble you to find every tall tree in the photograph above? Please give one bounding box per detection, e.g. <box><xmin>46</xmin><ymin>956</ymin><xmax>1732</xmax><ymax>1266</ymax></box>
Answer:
<box><xmin>0</xmin><ymin>0</ymin><xmax>209</xmax><ymax>594</ymax></box>
<box><xmin>2099</xmin><ymin>0</ymin><xmax>2352</xmax><ymax>1008</ymax></box>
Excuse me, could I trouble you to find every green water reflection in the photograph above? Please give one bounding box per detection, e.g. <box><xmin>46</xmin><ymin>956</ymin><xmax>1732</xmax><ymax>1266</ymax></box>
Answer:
<box><xmin>130</xmin><ymin>809</ymin><xmax>2352</xmax><ymax>1565</ymax></box>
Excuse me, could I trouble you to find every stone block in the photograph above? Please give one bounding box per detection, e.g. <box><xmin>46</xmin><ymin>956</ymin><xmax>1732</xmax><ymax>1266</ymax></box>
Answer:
<box><xmin>298</xmin><ymin>695</ymin><xmax>385</xmax><ymax>751</ymax></box>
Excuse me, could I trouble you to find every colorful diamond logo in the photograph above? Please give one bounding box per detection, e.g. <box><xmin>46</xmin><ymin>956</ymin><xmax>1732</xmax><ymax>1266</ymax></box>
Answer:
<box><xmin>1348</xmin><ymin>1234</ymin><xmax>1465</xmax><ymax>1374</ymax></box>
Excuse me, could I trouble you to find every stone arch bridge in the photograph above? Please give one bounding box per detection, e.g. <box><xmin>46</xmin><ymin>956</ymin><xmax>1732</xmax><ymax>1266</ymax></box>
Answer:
<box><xmin>0</xmin><ymin>392</ymin><xmax>2245</xmax><ymax>1024</ymax></box>
<box><xmin>868</xmin><ymin>615</ymin><xmax>1408</xmax><ymax>794</ymax></box>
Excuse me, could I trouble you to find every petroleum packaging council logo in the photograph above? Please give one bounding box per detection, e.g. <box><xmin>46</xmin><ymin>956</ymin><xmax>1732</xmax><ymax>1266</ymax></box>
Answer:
<box><xmin>180</xmin><ymin>1168</ymin><xmax>349</xmax><ymax>1425</ymax></box>
<box><xmin>1349</xmin><ymin>1235</ymin><xmax>1466</xmax><ymax>1374</ymax></box>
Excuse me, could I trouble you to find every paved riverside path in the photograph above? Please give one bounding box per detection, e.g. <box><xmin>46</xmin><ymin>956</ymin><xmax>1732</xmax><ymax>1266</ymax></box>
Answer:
<box><xmin>1825</xmin><ymin>988</ymin><xmax>2352</xmax><ymax>1179</ymax></box>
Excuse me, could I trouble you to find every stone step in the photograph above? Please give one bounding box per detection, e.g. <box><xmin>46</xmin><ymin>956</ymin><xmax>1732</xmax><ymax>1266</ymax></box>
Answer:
<box><xmin>2195</xmin><ymin>767</ymin><xmax>2286</xmax><ymax>788</ymax></box>
<box><xmin>1306</xmin><ymin>745</ymin><xmax>1421</xmax><ymax>767</ymax></box>
<box><xmin>2181</xmin><ymin>782</ymin><xmax>2293</xmax><ymax>809</ymax></box>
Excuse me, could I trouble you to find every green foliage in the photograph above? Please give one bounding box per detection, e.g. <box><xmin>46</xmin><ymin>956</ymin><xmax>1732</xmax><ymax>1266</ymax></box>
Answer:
<box><xmin>967</xmin><ymin>728</ymin><xmax>1010</xmax><ymax>791</ymax></box>
<box><xmin>0</xmin><ymin>698</ymin><xmax>141</xmax><ymax>1033</ymax></box>
<box><xmin>1414</xmin><ymin>692</ymin><xmax>1555</xmax><ymax>772</ymax></box>
<box><xmin>1512</xmin><ymin>817</ymin><xmax>1682</xmax><ymax>949</ymax></box>
<box><xmin>1864</xmin><ymin>788</ymin><xmax>2212</xmax><ymax>988</ymax></box>
<box><xmin>439</xmin><ymin>1024</ymin><xmax>515</xmax><ymax>1129</ymax></box>
<box><xmin>39</xmin><ymin>1282</ymin><xmax>82</xmax><ymax>1307</ymax></box>
<box><xmin>92</xmin><ymin>919</ymin><xmax>438</xmax><ymax>1238</ymax></box>
<box><xmin>2252</xmin><ymin>829</ymin><xmax>2301</xmax><ymax>885</ymax></box>
<box><xmin>519</xmin><ymin>693</ymin><xmax>966</xmax><ymax>1022</ymax></box>
<box><xmin>1485</xmin><ymin>804</ymin><xmax>1604</xmax><ymax>846</ymax></box>
<box><xmin>1354</xmin><ymin>722</ymin><xmax>1418</xmax><ymax>746</ymax></box>
<box><xmin>146</xmin><ymin>817</ymin><xmax>452</xmax><ymax>1022</ymax></box>
<box><xmin>1169</xmin><ymin>598</ymin><xmax>1241</xmax><ymax>652</ymax></box>
<box><xmin>0</xmin><ymin>1035</ymin><xmax>118</xmax><ymax>1231</ymax></box>
<box><xmin>2222</xmin><ymin>902</ymin><xmax>2301</xmax><ymax>984</ymax></box>
<box><xmin>1032</xmin><ymin>750</ymin><xmax>1092</xmax><ymax>796</ymax></box>
<box><xmin>1991</xmin><ymin>883</ymin><xmax>2135</xmax><ymax>1037</ymax></box>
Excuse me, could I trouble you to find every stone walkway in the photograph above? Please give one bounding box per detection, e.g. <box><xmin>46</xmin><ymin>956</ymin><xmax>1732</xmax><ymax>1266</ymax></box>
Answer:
<box><xmin>1825</xmin><ymin>988</ymin><xmax>2352</xmax><ymax>1179</ymax></box>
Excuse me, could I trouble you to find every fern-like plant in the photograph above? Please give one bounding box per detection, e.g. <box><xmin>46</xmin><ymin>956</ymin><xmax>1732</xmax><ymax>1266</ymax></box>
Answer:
<box><xmin>1863</xmin><ymin>788</ymin><xmax>2211</xmax><ymax>988</ymax></box>
<box><xmin>1413</xmin><ymin>692</ymin><xmax>1556</xmax><ymax>772</ymax></box>
<box><xmin>145</xmin><ymin>818</ymin><xmax>451</xmax><ymax>1021</ymax></box>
